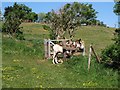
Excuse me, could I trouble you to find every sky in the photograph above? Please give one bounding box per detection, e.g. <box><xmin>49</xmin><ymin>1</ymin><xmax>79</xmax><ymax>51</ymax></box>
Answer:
<box><xmin>1</xmin><ymin>2</ymin><xmax>118</xmax><ymax>28</ymax></box>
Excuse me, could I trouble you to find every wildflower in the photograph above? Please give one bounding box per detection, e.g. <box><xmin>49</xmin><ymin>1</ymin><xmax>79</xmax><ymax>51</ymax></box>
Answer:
<box><xmin>40</xmin><ymin>85</ymin><xmax>42</xmax><ymax>88</ymax></box>
<box><xmin>13</xmin><ymin>59</ymin><xmax>17</xmax><ymax>62</ymax></box>
<box><xmin>3</xmin><ymin>67</ymin><xmax>14</xmax><ymax>71</ymax></box>
<box><xmin>83</xmin><ymin>81</ymin><xmax>98</xmax><ymax>87</ymax></box>
<box><xmin>37</xmin><ymin>76</ymin><xmax>39</xmax><ymax>79</ymax></box>
<box><xmin>16</xmin><ymin>75</ymin><xmax>20</xmax><ymax>78</ymax></box>
<box><xmin>31</xmin><ymin>68</ymin><xmax>37</xmax><ymax>74</ymax></box>
<box><xmin>13</xmin><ymin>59</ymin><xmax>22</xmax><ymax>62</ymax></box>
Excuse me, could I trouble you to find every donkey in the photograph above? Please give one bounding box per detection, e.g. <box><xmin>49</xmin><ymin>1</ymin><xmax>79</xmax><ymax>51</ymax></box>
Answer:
<box><xmin>52</xmin><ymin>39</ymin><xmax>85</xmax><ymax>64</ymax></box>
<box><xmin>73</xmin><ymin>39</ymin><xmax>85</xmax><ymax>55</ymax></box>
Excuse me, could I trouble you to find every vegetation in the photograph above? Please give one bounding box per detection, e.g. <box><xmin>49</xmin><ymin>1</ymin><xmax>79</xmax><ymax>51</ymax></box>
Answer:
<box><xmin>113</xmin><ymin>1</ymin><xmax>120</xmax><ymax>15</ymax></box>
<box><xmin>3</xmin><ymin>3</ymin><xmax>38</xmax><ymax>22</ymax></box>
<box><xmin>1</xmin><ymin>1</ymin><xmax>119</xmax><ymax>88</ymax></box>
<box><xmin>45</xmin><ymin>2</ymin><xmax>98</xmax><ymax>39</ymax></box>
<box><xmin>2</xmin><ymin>23</ymin><xmax>118</xmax><ymax>88</ymax></box>
<box><xmin>101</xmin><ymin>1</ymin><xmax>120</xmax><ymax>69</ymax></box>
<box><xmin>37</xmin><ymin>12</ymin><xmax>46</xmax><ymax>23</ymax></box>
<box><xmin>2</xmin><ymin>2</ymin><xmax>38</xmax><ymax>40</ymax></box>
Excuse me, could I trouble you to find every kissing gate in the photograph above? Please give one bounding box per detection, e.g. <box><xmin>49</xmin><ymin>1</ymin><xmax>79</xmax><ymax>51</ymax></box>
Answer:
<box><xmin>44</xmin><ymin>39</ymin><xmax>71</xmax><ymax>59</ymax></box>
<box><xmin>44</xmin><ymin>39</ymin><xmax>86</xmax><ymax>59</ymax></box>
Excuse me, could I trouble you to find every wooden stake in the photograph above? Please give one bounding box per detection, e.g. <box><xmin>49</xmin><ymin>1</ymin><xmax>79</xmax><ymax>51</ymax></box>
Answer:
<box><xmin>91</xmin><ymin>46</ymin><xmax>100</xmax><ymax>63</ymax></box>
<box><xmin>48</xmin><ymin>39</ymin><xmax>51</xmax><ymax>59</ymax></box>
<box><xmin>44</xmin><ymin>39</ymin><xmax>47</xmax><ymax>59</ymax></box>
<box><xmin>88</xmin><ymin>45</ymin><xmax>92</xmax><ymax>71</ymax></box>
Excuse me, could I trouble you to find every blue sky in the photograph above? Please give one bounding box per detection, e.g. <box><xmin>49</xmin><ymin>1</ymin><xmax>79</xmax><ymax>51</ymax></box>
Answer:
<box><xmin>1</xmin><ymin>2</ymin><xmax>118</xmax><ymax>28</ymax></box>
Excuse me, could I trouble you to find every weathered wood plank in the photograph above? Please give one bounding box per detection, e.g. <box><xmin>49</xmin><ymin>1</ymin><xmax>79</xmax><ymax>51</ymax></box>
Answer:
<box><xmin>63</xmin><ymin>46</ymin><xmax>76</xmax><ymax>50</ymax></box>
<box><xmin>91</xmin><ymin>46</ymin><xmax>100</xmax><ymax>63</ymax></box>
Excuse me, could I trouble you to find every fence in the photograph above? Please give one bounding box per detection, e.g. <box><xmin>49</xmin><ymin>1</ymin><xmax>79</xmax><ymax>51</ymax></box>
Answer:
<box><xmin>44</xmin><ymin>39</ymin><xmax>70</xmax><ymax>59</ymax></box>
<box><xmin>88</xmin><ymin>44</ymin><xmax>101</xmax><ymax>71</ymax></box>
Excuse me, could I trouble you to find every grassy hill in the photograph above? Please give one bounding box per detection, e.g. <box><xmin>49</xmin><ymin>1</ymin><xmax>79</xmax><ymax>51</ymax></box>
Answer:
<box><xmin>2</xmin><ymin>23</ymin><xmax>118</xmax><ymax>88</ymax></box>
<box><xmin>21</xmin><ymin>23</ymin><xmax>115</xmax><ymax>55</ymax></box>
<box><xmin>75</xmin><ymin>26</ymin><xmax>115</xmax><ymax>54</ymax></box>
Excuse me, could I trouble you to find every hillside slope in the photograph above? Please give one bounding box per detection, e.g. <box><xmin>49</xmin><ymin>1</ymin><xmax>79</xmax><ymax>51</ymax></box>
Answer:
<box><xmin>2</xmin><ymin>23</ymin><xmax>118</xmax><ymax>88</ymax></box>
<box><xmin>75</xmin><ymin>26</ymin><xmax>115</xmax><ymax>54</ymax></box>
<box><xmin>21</xmin><ymin>23</ymin><xmax>115</xmax><ymax>55</ymax></box>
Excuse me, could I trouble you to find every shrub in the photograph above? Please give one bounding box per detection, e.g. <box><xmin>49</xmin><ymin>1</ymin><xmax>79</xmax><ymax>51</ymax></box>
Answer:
<box><xmin>16</xmin><ymin>30</ymin><xmax>25</xmax><ymax>40</ymax></box>
<box><xmin>42</xmin><ymin>25</ymin><xmax>50</xmax><ymax>30</ymax></box>
<box><xmin>101</xmin><ymin>27</ymin><xmax>120</xmax><ymax>69</ymax></box>
<box><xmin>101</xmin><ymin>44</ymin><xmax>120</xmax><ymax>69</ymax></box>
<box><xmin>101</xmin><ymin>44</ymin><xmax>119</xmax><ymax>62</ymax></box>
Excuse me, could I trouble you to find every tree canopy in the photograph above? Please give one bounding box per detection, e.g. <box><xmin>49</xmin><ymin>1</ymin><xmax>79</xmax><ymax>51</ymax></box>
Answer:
<box><xmin>45</xmin><ymin>2</ymin><xmax>98</xmax><ymax>39</ymax></box>
<box><xmin>38</xmin><ymin>12</ymin><xmax>46</xmax><ymax>22</ymax></box>
<box><xmin>2</xmin><ymin>2</ymin><xmax>38</xmax><ymax>39</ymax></box>
<box><xmin>113</xmin><ymin>1</ymin><xmax>120</xmax><ymax>15</ymax></box>
<box><xmin>4</xmin><ymin>3</ymin><xmax>38</xmax><ymax>22</ymax></box>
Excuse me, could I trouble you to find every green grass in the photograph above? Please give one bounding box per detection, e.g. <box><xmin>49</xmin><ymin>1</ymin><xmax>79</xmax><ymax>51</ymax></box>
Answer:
<box><xmin>2</xmin><ymin>23</ymin><xmax>118</xmax><ymax>88</ymax></box>
<box><xmin>75</xmin><ymin>26</ymin><xmax>115</xmax><ymax>55</ymax></box>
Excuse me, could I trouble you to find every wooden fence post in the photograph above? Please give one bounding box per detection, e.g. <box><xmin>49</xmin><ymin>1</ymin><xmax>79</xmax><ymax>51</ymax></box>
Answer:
<box><xmin>48</xmin><ymin>39</ymin><xmax>51</xmax><ymax>59</ymax></box>
<box><xmin>91</xmin><ymin>46</ymin><xmax>100</xmax><ymax>63</ymax></box>
<box><xmin>44</xmin><ymin>39</ymin><xmax>47</xmax><ymax>59</ymax></box>
<box><xmin>88</xmin><ymin>45</ymin><xmax>92</xmax><ymax>71</ymax></box>
<box><xmin>83</xmin><ymin>46</ymin><xmax>85</xmax><ymax>56</ymax></box>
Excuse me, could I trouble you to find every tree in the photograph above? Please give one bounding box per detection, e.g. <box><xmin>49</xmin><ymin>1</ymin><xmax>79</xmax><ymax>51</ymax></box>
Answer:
<box><xmin>80</xmin><ymin>3</ymin><xmax>98</xmax><ymax>25</ymax></box>
<box><xmin>3</xmin><ymin>3</ymin><xmax>38</xmax><ymax>22</ymax></box>
<box><xmin>101</xmin><ymin>1</ymin><xmax>120</xmax><ymax>69</ymax></box>
<box><xmin>0</xmin><ymin>10</ymin><xmax>2</xmax><ymax>21</ymax></box>
<box><xmin>113</xmin><ymin>1</ymin><xmax>120</xmax><ymax>15</ymax></box>
<box><xmin>38</xmin><ymin>12</ymin><xmax>46</xmax><ymax>22</ymax></box>
<box><xmin>45</xmin><ymin>2</ymin><xmax>97</xmax><ymax>39</ymax></box>
<box><xmin>2</xmin><ymin>3</ymin><xmax>24</xmax><ymax>38</ymax></box>
<box><xmin>114</xmin><ymin>1</ymin><xmax>120</xmax><ymax>55</ymax></box>
<box><xmin>25</xmin><ymin>12</ymin><xmax>38</xmax><ymax>22</ymax></box>
<box><xmin>0</xmin><ymin>10</ymin><xmax>1</xmax><ymax>16</ymax></box>
<box><xmin>114</xmin><ymin>1</ymin><xmax>120</xmax><ymax>27</ymax></box>
<box><xmin>2</xmin><ymin>2</ymin><xmax>37</xmax><ymax>39</ymax></box>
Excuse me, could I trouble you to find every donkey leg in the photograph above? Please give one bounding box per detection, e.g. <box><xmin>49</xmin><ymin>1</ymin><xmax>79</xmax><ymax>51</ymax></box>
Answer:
<box><xmin>53</xmin><ymin>51</ymin><xmax>59</xmax><ymax>64</ymax></box>
<box><xmin>55</xmin><ymin>57</ymin><xmax>58</xmax><ymax>64</ymax></box>
<box><xmin>52</xmin><ymin>52</ymin><xmax>56</xmax><ymax>64</ymax></box>
<box><xmin>52</xmin><ymin>59</ymin><xmax>55</xmax><ymax>64</ymax></box>
<box><xmin>52</xmin><ymin>58</ymin><xmax>55</xmax><ymax>64</ymax></box>
<box><xmin>54</xmin><ymin>52</ymin><xmax>58</xmax><ymax>64</ymax></box>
